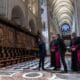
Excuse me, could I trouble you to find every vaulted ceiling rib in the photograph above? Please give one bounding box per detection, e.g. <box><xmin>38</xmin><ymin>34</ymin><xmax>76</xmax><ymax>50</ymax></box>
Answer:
<box><xmin>52</xmin><ymin>0</ymin><xmax>74</xmax><ymax>27</ymax></box>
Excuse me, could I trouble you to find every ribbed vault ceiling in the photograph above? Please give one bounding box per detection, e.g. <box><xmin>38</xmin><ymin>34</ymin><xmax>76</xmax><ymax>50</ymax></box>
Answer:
<box><xmin>52</xmin><ymin>0</ymin><xmax>74</xmax><ymax>27</ymax></box>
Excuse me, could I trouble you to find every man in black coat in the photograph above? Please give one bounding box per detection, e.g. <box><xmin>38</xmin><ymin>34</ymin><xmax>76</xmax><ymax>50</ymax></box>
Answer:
<box><xmin>57</xmin><ymin>34</ymin><xmax>67</xmax><ymax>72</ymax></box>
<box><xmin>70</xmin><ymin>33</ymin><xmax>80</xmax><ymax>72</ymax></box>
<box><xmin>38</xmin><ymin>38</ymin><xmax>46</xmax><ymax>70</ymax></box>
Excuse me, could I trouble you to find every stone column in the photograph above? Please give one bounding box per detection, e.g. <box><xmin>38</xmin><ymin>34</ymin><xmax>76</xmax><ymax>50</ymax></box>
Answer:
<box><xmin>75</xmin><ymin>0</ymin><xmax>80</xmax><ymax>36</ymax></box>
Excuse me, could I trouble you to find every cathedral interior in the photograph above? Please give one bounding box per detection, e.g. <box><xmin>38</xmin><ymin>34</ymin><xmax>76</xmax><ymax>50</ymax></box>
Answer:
<box><xmin>0</xmin><ymin>0</ymin><xmax>80</xmax><ymax>80</ymax></box>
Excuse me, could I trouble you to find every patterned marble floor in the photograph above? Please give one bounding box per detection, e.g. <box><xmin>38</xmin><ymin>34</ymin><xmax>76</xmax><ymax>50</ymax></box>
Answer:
<box><xmin>0</xmin><ymin>57</ymin><xmax>80</xmax><ymax>80</ymax></box>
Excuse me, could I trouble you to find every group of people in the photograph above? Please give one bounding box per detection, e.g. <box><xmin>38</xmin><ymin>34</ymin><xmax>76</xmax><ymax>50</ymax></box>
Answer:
<box><xmin>37</xmin><ymin>33</ymin><xmax>80</xmax><ymax>73</ymax></box>
<box><xmin>50</xmin><ymin>34</ymin><xmax>67</xmax><ymax>72</ymax></box>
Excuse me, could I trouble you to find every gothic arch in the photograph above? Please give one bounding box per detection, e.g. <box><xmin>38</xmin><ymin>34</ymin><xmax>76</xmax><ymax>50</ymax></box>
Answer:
<box><xmin>11</xmin><ymin>6</ymin><xmax>25</xmax><ymax>26</ymax></box>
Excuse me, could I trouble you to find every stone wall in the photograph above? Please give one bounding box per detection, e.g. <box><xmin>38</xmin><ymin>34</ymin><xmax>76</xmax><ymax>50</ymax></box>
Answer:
<box><xmin>0</xmin><ymin>0</ymin><xmax>42</xmax><ymax>34</ymax></box>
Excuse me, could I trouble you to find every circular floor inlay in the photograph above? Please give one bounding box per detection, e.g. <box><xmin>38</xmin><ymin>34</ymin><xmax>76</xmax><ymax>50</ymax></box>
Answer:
<box><xmin>22</xmin><ymin>72</ymin><xmax>43</xmax><ymax>79</ymax></box>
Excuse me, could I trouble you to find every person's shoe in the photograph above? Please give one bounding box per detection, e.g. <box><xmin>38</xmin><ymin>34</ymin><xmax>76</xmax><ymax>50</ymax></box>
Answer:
<box><xmin>56</xmin><ymin>68</ymin><xmax>60</xmax><ymax>71</ymax></box>
<box><xmin>71</xmin><ymin>70</ymin><xmax>78</xmax><ymax>73</ymax></box>
<box><xmin>60</xmin><ymin>70</ymin><xmax>68</xmax><ymax>73</ymax></box>
<box><xmin>65</xmin><ymin>70</ymin><xmax>68</xmax><ymax>73</ymax></box>
<box><xmin>42</xmin><ymin>68</ymin><xmax>46</xmax><ymax>70</ymax></box>
<box><xmin>53</xmin><ymin>68</ymin><xmax>60</xmax><ymax>71</ymax></box>
<box><xmin>53</xmin><ymin>68</ymin><xmax>57</xmax><ymax>71</ymax></box>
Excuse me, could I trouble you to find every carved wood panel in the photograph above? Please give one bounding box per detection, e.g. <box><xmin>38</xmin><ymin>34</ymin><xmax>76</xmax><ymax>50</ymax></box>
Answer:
<box><xmin>0</xmin><ymin>23</ymin><xmax>37</xmax><ymax>49</ymax></box>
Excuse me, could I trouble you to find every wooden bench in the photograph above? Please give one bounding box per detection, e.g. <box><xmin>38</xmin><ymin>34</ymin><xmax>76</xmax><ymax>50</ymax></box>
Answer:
<box><xmin>0</xmin><ymin>47</ymin><xmax>37</xmax><ymax>68</ymax></box>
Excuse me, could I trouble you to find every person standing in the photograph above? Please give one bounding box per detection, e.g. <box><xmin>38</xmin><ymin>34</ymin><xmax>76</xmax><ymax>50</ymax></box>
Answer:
<box><xmin>50</xmin><ymin>35</ymin><xmax>56</xmax><ymax>68</ymax></box>
<box><xmin>50</xmin><ymin>35</ymin><xmax>61</xmax><ymax>70</ymax></box>
<box><xmin>70</xmin><ymin>33</ymin><xmax>80</xmax><ymax>72</ymax></box>
<box><xmin>57</xmin><ymin>34</ymin><xmax>67</xmax><ymax>72</ymax></box>
<box><xmin>38</xmin><ymin>38</ymin><xmax>46</xmax><ymax>70</ymax></box>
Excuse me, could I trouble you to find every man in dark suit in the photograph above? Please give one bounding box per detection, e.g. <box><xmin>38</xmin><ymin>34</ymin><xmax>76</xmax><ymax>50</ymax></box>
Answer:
<box><xmin>70</xmin><ymin>33</ymin><xmax>80</xmax><ymax>72</ymax></box>
<box><xmin>38</xmin><ymin>38</ymin><xmax>46</xmax><ymax>70</ymax></box>
<box><xmin>57</xmin><ymin>34</ymin><xmax>67</xmax><ymax>72</ymax></box>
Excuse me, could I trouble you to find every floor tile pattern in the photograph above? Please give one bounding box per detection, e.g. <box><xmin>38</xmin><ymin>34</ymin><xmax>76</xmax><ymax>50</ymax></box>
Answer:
<box><xmin>0</xmin><ymin>57</ymin><xmax>80</xmax><ymax>80</ymax></box>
